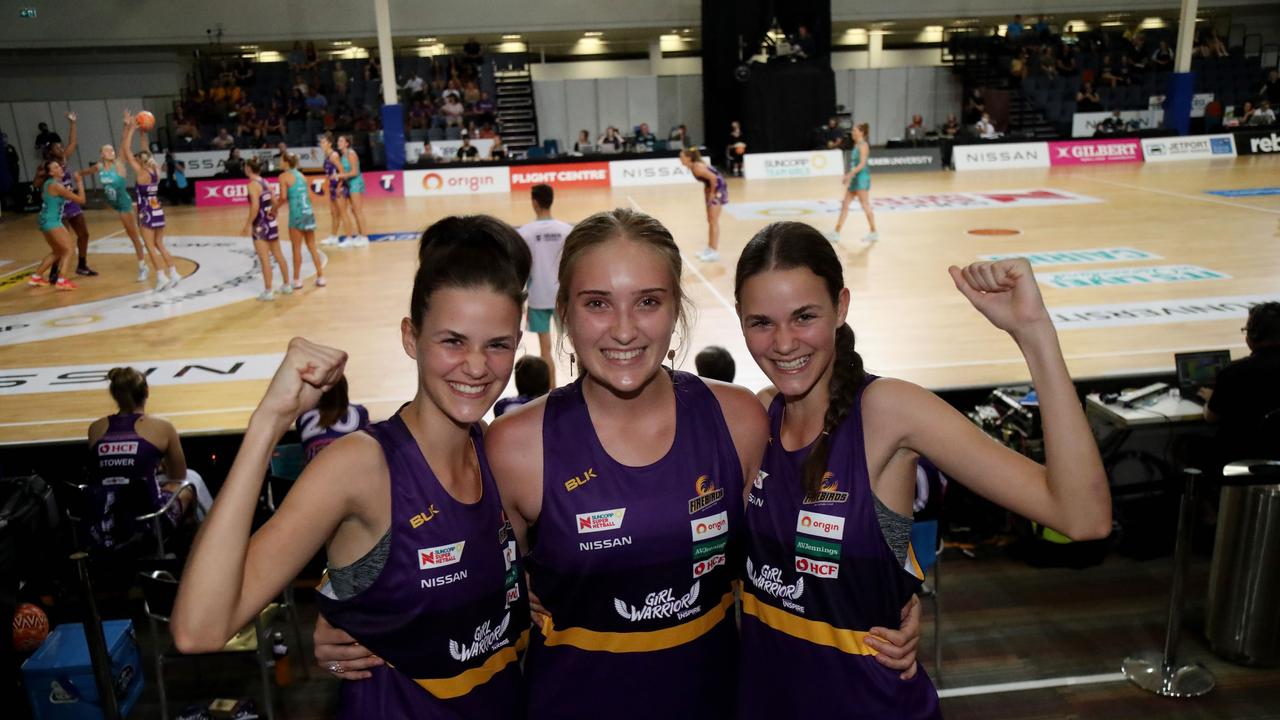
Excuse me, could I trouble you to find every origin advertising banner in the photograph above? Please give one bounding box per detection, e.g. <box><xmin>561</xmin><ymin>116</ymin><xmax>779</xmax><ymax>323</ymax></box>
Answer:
<box><xmin>403</xmin><ymin>167</ymin><xmax>511</xmax><ymax>197</ymax></box>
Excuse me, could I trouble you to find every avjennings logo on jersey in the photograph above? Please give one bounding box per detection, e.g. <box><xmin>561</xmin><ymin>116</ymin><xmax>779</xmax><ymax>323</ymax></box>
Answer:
<box><xmin>746</xmin><ymin>558</ymin><xmax>805</xmax><ymax>613</ymax></box>
<box><xmin>688</xmin><ymin>474</ymin><xmax>725</xmax><ymax>514</ymax></box>
<box><xmin>615</xmin><ymin>581</ymin><xmax>702</xmax><ymax>622</ymax></box>
<box><xmin>803</xmin><ymin>472</ymin><xmax>850</xmax><ymax>504</ymax></box>
<box><xmin>797</xmin><ymin>510</ymin><xmax>846</xmax><ymax>541</ymax></box>
<box><xmin>448</xmin><ymin>612</ymin><xmax>511</xmax><ymax>663</ymax></box>
<box><xmin>576</xmin><ymin>508</ymin><xmax>626</xmax><ymax>533</ymax></box>
<box><xmin>418</xmin><ymin>541</ymin><xmax>465</xmax><ymax>570</ymax></box>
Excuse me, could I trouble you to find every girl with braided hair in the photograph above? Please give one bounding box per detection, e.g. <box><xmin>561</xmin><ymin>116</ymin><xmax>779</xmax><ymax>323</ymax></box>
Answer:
<box><xmin>733</xmin><ymin>221</ymin><xmax>1111</xmax><ymax>718</ymax></box>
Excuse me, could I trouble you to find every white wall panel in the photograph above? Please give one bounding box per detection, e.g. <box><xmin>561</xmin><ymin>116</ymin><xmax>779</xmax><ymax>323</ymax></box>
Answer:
<box><xmin>626</xmin><ymin>76</ymin><xmax>658</xmax><ymax>134</ymax></box>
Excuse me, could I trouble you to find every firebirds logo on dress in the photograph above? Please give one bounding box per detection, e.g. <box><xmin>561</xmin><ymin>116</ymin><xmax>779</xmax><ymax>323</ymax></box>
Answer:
<box><xmin>688</xmin><ymin>474</ymin><xmax>725</xmax><ymax>514</ymax></box>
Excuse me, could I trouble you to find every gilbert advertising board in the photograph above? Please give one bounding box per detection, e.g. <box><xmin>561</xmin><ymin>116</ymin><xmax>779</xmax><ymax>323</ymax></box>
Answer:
<box><xmin>403</xmin><ymin>167</ymin><xmax>510</xmax><ymax>197</ymax></box>
<box><xmin>197</xmin><ymin>178</ymin><xmax>282</xmax><ymax>207</ymax></box>
<box><xmin>952</xmin><ymin>142</ymin><xmax>1050</xmax><ymax>171</ymax></box>
<box><xmin>1048</xmin><ymin>138</ymin><xmax>1141</xmax><ymax>166</ymax></box>
<box><xmin>743</xmin><ymin>150</ymin><xmax>844</xmax><ymax>180</ymax></box>
<box><xmin>509</xmin><ymin>162</ymin><xmax>610</xmax><ymax>189</ymax></box>
<box><xmin>176</xmin><ymin>146</ymin><xmax>323</xmax><ymax>178</ymax></box>
<box><xmin>1141</xmin><ymin>134</ymin><xmax>1236</xmax><ymax>163</ymax></box>
<box><xmin>609</xmin><ymin>157</ymin><xmax>697</xmax><ymax>187</ymax></box>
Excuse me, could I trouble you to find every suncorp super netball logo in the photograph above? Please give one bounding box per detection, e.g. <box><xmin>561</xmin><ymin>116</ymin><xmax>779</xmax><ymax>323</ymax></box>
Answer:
<box><xmin>405</xmin><ymin>168</ymin><xmax>509</xmax><ymax>197</ymax></box>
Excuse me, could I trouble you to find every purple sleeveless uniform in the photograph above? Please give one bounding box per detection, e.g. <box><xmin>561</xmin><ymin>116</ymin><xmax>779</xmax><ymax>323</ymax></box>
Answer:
<box><xmin>61</xmin><ymin>166</ymin><xmax>83</xmax><ymax>218</ymax></box>
<box><xmin>251</xmin><ymin>178</ymin><xmax>280</xmax><ymax>242</ymax></box>
<box><xmin>325</xmin><ymin>153</ymin><xmax>349</xmax><ymax>199</ymax></box>
<box><xmin>737</xmin><ymin>378</ymin><xmax>941</xmax><ymax>719</ymax></box>
<box><xmin>314</xmin><ymin>414</ymin><xmax>528</xmax><ymax>719</ymax></box>
<box><xmin>524</xmin><ymin>371</ymin><xmax>743</xmax><ymax>720</ymax></box>
<box><xmin>701</xmin><ymin>164</ymin><xmax>728</xmax><ymax>207</ymax></box>
<box><xmin>88</xmin><ymin>414</ymin><xmax>169</xmax><ymax>551</ymax></box>
<box><xmin>296</xmin><ymin>404</ymin><xmax>370</xmax><ymax>464</ymax></box>
<box><xmin>136</xmin><ymin>170</ymin><xmax>166</xmax><ymax>229</ymax></box>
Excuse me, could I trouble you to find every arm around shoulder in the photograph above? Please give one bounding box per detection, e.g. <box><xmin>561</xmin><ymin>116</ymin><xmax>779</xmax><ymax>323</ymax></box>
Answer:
<box><xmin>485</xmin><ymin>399</ymin><xmax>547</xmax><ymax>553</ymax></box>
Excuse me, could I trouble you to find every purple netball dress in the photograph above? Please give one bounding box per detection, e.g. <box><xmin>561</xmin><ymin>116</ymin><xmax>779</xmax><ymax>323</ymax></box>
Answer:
<box><xmin>136</xmin><ymin>170</ymin><xmax>166</xmax><ymax>229</ymax></box>
<box><xmin>523</xmin><ymin>371</ymin><xmax>743</xmax><ymax>720</ymax></box>
<box><xmin>737</xmin><ymin>377</ymin><xmax>941</xmax><ymax>719</ymax></box>
<box><xmin>88</xmin><ymin>414</ymin><xmax>170</xmax><ymax>551</ymax></box>
<box><xmin>314</xmin><ymin>414</ymin><xmax>528</xmax><ymax>719</ymax></box>
<box><xmin>702</xmin><ymin>164</ymin><xmax>729</xmax><ymax>207</ymax></box>
<box><xmin>251</xmin><ymin>178</ymin><xmax>280</xmax><ymax>242</ymax></box>
<box><xmin>325</xmin><ymin>153</ymin><xmax>349</xmax><ymax>199</ymax></box>
<box><xmin>60</xmin><ymin>165</ymin><xmax>84</xmax><ymax>219</ymax></box>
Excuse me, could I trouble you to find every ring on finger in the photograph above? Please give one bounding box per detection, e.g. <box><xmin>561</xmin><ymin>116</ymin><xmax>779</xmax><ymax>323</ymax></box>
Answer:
<box><xmin>328</xmin><ymin>662</ymin><xmax>344</xmax><ymax>674</ymax></box>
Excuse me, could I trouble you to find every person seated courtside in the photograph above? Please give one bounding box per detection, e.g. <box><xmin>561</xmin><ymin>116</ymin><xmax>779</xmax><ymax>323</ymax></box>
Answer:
<box><xmin>1200</xmin><ymin>302</ymin><xmax>1280</xmax><ymax>462</ymax></box>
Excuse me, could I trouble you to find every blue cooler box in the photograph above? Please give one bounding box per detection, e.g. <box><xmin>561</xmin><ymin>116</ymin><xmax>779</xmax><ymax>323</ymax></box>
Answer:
<box><xmin>21</xmin><ymin>620</ymin><xmax>145</xmax><ymax>719</ymax></box>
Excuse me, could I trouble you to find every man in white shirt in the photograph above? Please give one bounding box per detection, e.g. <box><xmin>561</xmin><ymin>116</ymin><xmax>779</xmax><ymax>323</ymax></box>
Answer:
<box><xmin>516</xmin><ymin>184</ymin><xmax>574</xmax><ymax>388</ymax></box>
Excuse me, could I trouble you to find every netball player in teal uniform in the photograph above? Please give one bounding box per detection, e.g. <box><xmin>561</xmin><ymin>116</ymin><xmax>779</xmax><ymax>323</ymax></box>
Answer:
<box><xmin>338</xmin><ymin>135</ymin><xmax>370</xmax><ymax>246</ymax></box>
<box><xmin>275</xmin><ymin>153</ymin><xmax>327</xmax><ymax>289</ymax></box>
<box><xmin>834</xmin><ymin>122</ymin><xmax>878</xmax><ymax>243</ymax></box>
<box><xmin>28</xmin><ymin>158</ymin><xmax>86</xmax><ymax>291</ymax></box>
<box><xmin>98</xmin><ymin>129</ymin><xmax>152</xmax><ymax>283</ymax></box>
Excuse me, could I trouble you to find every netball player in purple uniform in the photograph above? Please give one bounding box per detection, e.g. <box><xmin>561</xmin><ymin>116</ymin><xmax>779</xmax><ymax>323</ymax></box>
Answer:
<box><xmin>732</xmin><ymin>222</ymin><xmax>1111</xmax><ymax>718</ymax></box>
<box><xmin>174</xmin><ymin>216</ymin><xmax>533</xmax><ymax>718</ymax></box>
<box><xmin>680</xmin><ymin>148</ymin><xmax>727</xmax><ymax>263</ymax></box>
<box><xmin>242</xmin><ymin>158</ymin><xmax>291</xmax><ymax>301</ymax></box>
<box><xmin>319</xmin><ymin>133</ymin><xmax>353</xmax><ymax>246</ymax></box>
<box><xmin>123</xmin><ymin>112</ymin><xmax>181</xmax><ymax>291</ymax></box>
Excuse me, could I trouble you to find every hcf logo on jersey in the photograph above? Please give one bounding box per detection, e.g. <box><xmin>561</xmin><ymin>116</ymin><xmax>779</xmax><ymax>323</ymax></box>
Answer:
<box><xmin>797</xmin><ymin>510</ymin><xmax>845</xmax><ymax>541</ymax></box>
<box><xmin>418</xmin><ymin>541</ymin><xmax>465</xmax><ymax>569</ymax></box>
<box><xmin>576</xmin><ymin>508</ymin><xmax>626</xmax><ymax>533</ymax></box>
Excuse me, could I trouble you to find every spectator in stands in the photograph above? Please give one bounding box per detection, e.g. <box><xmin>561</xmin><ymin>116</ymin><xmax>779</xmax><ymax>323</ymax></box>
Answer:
<box><xmin>494</xmin><ymin>356</ymin><xmax>551</xmax><ymax>418</ymax></box>
<box><xmin>332</xmin><ymin>99</ymin><xmax>355</xmax><ymax>132</ymax></box>
<box><xmin>1006</xmin><ymin>14</ymin><xmax>1024</xmax><ymax>41</ymax></box>
<box><xmin>1098</xmin><ymin>55</ymin><xmax>1120</xmax><ymax>88</ymax></box>
<box><xmin>287</xmin><ymin>88</ymin><xmax>306</xmax><ymax>123</ymax></box>
<box><xmin>1056</xmin><ymin>45</ymin><xmax>1078</xmax><ymax>76</ymax></box>
<box><xmin>964</xmin><ymin>88</ymin><xmax>986</xmax><ymax>124</ymax></box>
<box><xmin>236</xmin><ymin>112</ymin><xmax>259</xmax><ymax>145</ymax></box>
<box><xmin>353</xmin><ymin>108</ymin><xmax>378</xmax><ymax>132</ymax></box>
<box><xmin>1258</xmin><ymin>69</ymin><xmax>1280</xmax><ymax>107</ymax></box>
<box><xmin>476</xmin><ymin>122</ymin><xmax>497</xmax><ymax>139</ymax></box>
<box><xmin>293</xmin><ymin>74</ymin><xmax>309</xmax><ymax>96</ymax></box>
<box><xmin>401</xmin><ymin>70</ymin><xmax>425</xmax><ymax>102</ymax></box>
<box><xmin>1032</xmin><ymin>16</ymin><xmax>1050</xmax><ymax>39</ymax></box>
<box><xmin>305</xmin><ymin>86</ymin><xmax>328</xmax><ymax>119</ymax></box>
<box><xmin>489</xmin><ymin>136</ymin><xmax>507</xmax><ymax>161</ymax></box>
<box><xmin>976</xmin><ymin>112</ymin><xmax>1000</xmax><ymax>139</ymax></box>
<box><xmin>443</xmin><ymin>78</ymin><xmax>463</xmax><ymax>101</ymax></box>
<box><xmin>1198</xmin><ymin>302</ymin><xmax>1280</xmax><ymax>462</ymax></box>
<box><xmin>263</xmin><ymin>103</ymin><xmax>286</xmax><ymax>140</ymax></box>
<box><xmin>456</xmin><ymin>133</ymin><xmax>480</xmax><ymax>162</ymax></box>
<box><xmin>794</xmin><ymin>25</ymin><xmax>817</xmax><ymax>59</ymax></box>
<box><xmin>1039</xmin><ymin>47</ymin><xmax>1058</xmax><ymax>79</ymax></box>
<box><xmin>1076</xmin><ymin>82</ymin><xmax>1101</xmax><ymax>112</ymax></box>
<box><xmin>364</xmin><ymin>56</ymin><xmax>381</xmax><ymax>87</ymax></box>
<box><xmin>726</xmin><ymin>120</ymin><xmax>746</xmax><ymax>176</ymax></box>
<box><xmin>442</xmin><ymin>93</ymin><xmax>465</xmax><ymax>127</ymax></box>
<box><xmin>222</xmin><ymin>148</ymin><xmax>245</xmax><ymax>178</ymax></box>
<box><xmin>332</xmin><ymin>63</ymin><xmax>349</xmax><ymax>99</ymax></box>
<box><xmin>1251</xmin><ymin>100</ymin><xmax>1277</xmax><ymax>126</ymax></box>
<box><xmin>408</xmin><ymin>99</ymin><xmax>430</xmax><ymax>130</ymax></box>
<box><xmin>174</xmin><ymin>107</ymin><xmax>200</xmax><ymax>142</ymax></box>
<box><xmin>635</xmin><ymin>122</ymin><xmax>656</xmax><ymax>152</ymax></box>
<box><xmin>475</xmin><ymin>91</ymin><xmax>496</xmax><ymax>120</ymax></box>
<box><xmin>1009</xmin><ymin>47</ymin><xmax>1030</xmax><ymax>80</ymax></box>
<box><xmin>210</xmin><ymin>127</ymin><xmax>235</xmax><ymax>150</ymax></box>
<box><xmin>1147</xmin><ymin>40</ymin><xmax>1171</xmax><ymax>69</ymax></box>
<box><xmin>34</xmin><ymin>121</ymin><xmax>62</xmax><ymax>150</ymax></box>
<box><xmin>695</xmin><ymin>346</ymin><xmax>735</xmax><ymax>383</ymax></box>
<box><xmin>1233</xmin><ymin>101</ymin><xmax>1256</xmax><ymax>126</ymax></box>
<box><xmin>1119</xmin><ymin>54</ymin><xmax>1141</xmax><ymax>84</ymax></box>
<box><xmin>669</xmin><ymin>123</ymin><xmax>689</xmax><ymax>146</ymax></box>
<box><xmin>598</xmin><ymin>126</ymin><xmax>624</xmax><ymax>152</ymax></box>
<box><xmin>288</xmin><ymin>41</ymin><xmax>305</xmax><ymax>72</ymax></box>
<box><xmin>941</xmin><ymin>113</ymin><xmax>960</xmax><ymax>137</ymax></box>
<box><xmin>574</xmin><ymin>129</ymin><xmax>593</xmax><ymax>154</ymax></box>
<box><xmin>235</xmin><ymin>57</ymin><xmax>256</xmax><ymax>88</ymax></box>
<box><xmin>822</xmin><ymin>117</ymin><xmax>846</xmax><ymax>149</ymax></box>
<box><xmin>303</xmin><ymin>41</ymin><xmax>320</xmax><ymax>71</ymax></box>
<box><xmin>1096</xmin><ymin>111</ymin><xmax>1126</xmax><ymax>134</ymax></box>
<box><xmin>1199</xmin><ymin>29</ymin><xmax>1228</xmax><ymax>58</ymax></box>
<box><xmin>463</xmin><ymin>80</ymin><xmax>481</xmax><ymax>105</ymax></box>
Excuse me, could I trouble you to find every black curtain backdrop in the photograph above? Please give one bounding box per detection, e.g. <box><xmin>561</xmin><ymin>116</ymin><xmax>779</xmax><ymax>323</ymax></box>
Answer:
<box><xmin>701</xmin><ymin>0</ymin><xmax>832</xmax><ymax>158</ymax></box>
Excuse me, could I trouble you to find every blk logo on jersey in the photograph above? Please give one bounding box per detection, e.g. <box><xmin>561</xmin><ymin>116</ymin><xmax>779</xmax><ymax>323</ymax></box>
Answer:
<box><xmin>688</xmin><ymin>474</ymin><xmax>725</xmax><ymax>514</ymax></box>
<box><xmin>797</xmin><ymin>510</ymin><xmax>846</xmax><ymax>541</ymax></box>
<box><xmin>448</xmin><ymin>612</ymin><xmax>512</xmax><ymax>662</ymax></box>
<box><xmin>795</xmin><ymin>556</ymin><xmax>840</xmax><ymax>579</ymax></box>
<box><xmin>803</xmin><ymin>472</ymin><xmax>850</xmax><ymax>504</ymax></box>
<box><xmin>564</xmin><ymin>467</ymin><xmax>597</xmax><ymax>492</ymax></box>
<box><xmin>409</xmin><ymin>504</ymin><xmax>440</xmax><ymax>528</ymax></box>
<box><xmin>576</xmin><ymin>508</ymin><xmax>626</xmax><ymax>533</ymax></box>
<box><xmin>614</xmin><ymin>581</ymin><xmax>702</xmax><ymax>622</ymax></box>
<box><xmin>97</xmin><ymin>441</ymin><xmax>139</xmax><ymax>456</ymax></box>
<box><xmin>690</xmin><ymin>511</ymin><xmax>730</xmax><ymax>542</ymax></box>
<box><xmin>418</xmin><ymin>541</ymin><xmax>465</xmax><ymax>570</ymax></box>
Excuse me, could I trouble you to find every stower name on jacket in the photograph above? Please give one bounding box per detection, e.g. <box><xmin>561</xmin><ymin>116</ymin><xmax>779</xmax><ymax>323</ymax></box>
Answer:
<box><xmin>746</xmin><ymin>558</ymin><xmax>806</xmax><ymax>613</ymax></box>
<box><xmin>448</xmin><ymin>612</ymin><xmax>512</xmax><ymax>662</ymax></box>
<box><xmin>614</xmin><ymin>581</ymin><xmax>702</xmax><ymax>622</ymax></box>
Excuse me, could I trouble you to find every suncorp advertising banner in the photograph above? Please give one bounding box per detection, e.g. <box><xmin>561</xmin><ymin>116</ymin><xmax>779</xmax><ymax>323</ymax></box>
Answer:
<box><xmin>609</xmin><ymin>157</ymin><xmax>697</xmax><ymax>187</ymax></box>
<box><xmin>403</xmin><ymin>167</ymin><xmax>510</xmax><ymax>196</ymax></box>
<box><xmin>952</xmin><ymin>142</ymin><xmax>1050</xmax><ymax>171</ymax></box>
<box><xmin>743</xmin><ymin>150</ymin><xmax>843</xmax><ymax>180</ymax></box>
<box><xmin>1141</xmin><ymin>134</ymin><xmax>1236</xmax><ymax>163</ymax></box>
<box><xmin>1048</xmin><ymin>138</ymin><xmax>1142</xmax><ymax>166</ymax></box>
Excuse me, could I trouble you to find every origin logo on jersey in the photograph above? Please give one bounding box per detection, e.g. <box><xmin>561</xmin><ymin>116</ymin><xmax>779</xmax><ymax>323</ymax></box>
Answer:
<box><xmin>690</xmin><ymin>511</ymin><xmax>730</xmax><ymax>542</ymax></box>
<box><xmin>576</xmin><ymin>508</ymin><xmax>626</xmax><ymax>533</ymax></box>
<box><xmin>418</xmin><ymin>541</ymin><xmax>466</xmax><ymax>570</ymax></box>
<box><xmin>797</xmin><ymin>510</ymin><xmax>846</xmax><ymax>541</ymax></box>
<box><xmin>688</xmin><ymin>474</ymin><xmax>725</xmax><ymax>514</ymax></box>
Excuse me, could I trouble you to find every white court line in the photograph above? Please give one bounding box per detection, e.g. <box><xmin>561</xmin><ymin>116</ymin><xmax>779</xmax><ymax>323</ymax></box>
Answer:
<box><xmin>937</xmin><ymin>671</ymin><xmax>1128</xmax><ymax>699</ymax></box>
<box><xmin>626</xmin><ymin>195</ymin><xmax>737</xmax><ymax>315</ymax></box>
<box><xmin>1080</xmin><ymin>176</ymin><xmax>1280</xmax><ymax>215</ymax></box>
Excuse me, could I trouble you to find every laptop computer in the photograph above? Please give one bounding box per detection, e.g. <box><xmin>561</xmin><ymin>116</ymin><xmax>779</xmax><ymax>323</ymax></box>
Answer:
<box><xmin>1174</xmin><ymin>350</ymin><xmax>1232</xmax><ymax>402</ymax></box>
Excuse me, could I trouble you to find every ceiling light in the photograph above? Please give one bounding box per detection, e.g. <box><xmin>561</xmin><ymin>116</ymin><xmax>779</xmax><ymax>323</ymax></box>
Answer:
<box><xmin>332</xmin><ymin>40</ymin><xmax>352</xmax><ymax>46</ymax></box>
<box><xmin>417</xmin><ymin>37</ymin><xmax>436</xmax><ymax>42</ymax></box>
<box><xmin>502</xmin><ymin>34</ymin><xmax>521</xmax><ymax>40</ymax></box>
<box><xmin>584</xmin><ymin>31</ymin><xmax>603</xmax><ymax>37</ymax></box>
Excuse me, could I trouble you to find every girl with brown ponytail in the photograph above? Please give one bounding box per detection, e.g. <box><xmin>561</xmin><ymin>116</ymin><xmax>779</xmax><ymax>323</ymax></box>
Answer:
<box><xmin>733</xmin><ymin>221</ymin><xmax>1110</xmax><ymax>718</ymax></box>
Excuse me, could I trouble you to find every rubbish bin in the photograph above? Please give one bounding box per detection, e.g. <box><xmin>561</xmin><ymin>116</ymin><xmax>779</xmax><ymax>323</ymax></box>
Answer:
<box><xmin>1206</xmin><ymin>461</ymin><xmax>1280</xmax><ymax>667</ymax></box>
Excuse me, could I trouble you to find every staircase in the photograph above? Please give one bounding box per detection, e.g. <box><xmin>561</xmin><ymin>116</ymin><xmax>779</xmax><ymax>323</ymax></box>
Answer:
<box><xmin>492</xmin><ymin>56</ymin><xmax>539</xmax><ymax>155</ymax></box>
<box><xmin>946</xmin><ymin>34</ymin><xmax>1058</xmax><ymax>139</ymax></box>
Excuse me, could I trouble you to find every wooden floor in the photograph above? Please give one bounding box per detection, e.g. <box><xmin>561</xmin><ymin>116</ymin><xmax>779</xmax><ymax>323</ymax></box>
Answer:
<box><xmin>1</xmin><ymin>157</ymin><xmax>1278</xmax><ymax>445</ymax></box>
